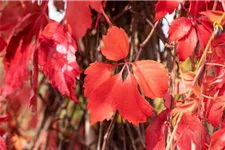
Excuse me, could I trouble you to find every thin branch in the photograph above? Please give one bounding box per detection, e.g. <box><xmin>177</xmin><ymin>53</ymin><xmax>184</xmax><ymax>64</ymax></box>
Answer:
<box><xmin>165</xmin><ymin>113</ymin><xmax>183</xmax><ymax>150</ymax></box>
<box><xmin>135</xmin><ymin>126</ymin><xmax>146</xmax><ymax>149</ymax></box>
<box><xmin>126</xmin><ymin>122</ymin><xmax>137</xmax><ymax>150</ymax></box>
<box><xmin>135</xmin><ymin>21</ymin><xmax>159</xmax><ymax>61</ymax></box>
<box><xmin>101</xmin><ymin>111</ymin><xmax>118</xmax><ymax>150</ymax></box>
<box><xmin>97</xmin><ymin>122</ymin><xmax>103</xmax><ymax>150</ymax></box>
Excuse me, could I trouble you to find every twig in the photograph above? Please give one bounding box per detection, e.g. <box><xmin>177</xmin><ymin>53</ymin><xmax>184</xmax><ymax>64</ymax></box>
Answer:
<box><xmin>120</xmin><ymin>121</ymin><xmax>127</xmax><ymax>150</ymax></box>
<box><xmin>97</xmin><ymin>122</ymin><xmax>103</xmax><ymax>150</ymax></box>
<box><xmin>112</xmin><ymin>3</ymin><xmax>131</xmax><ymax>22</ymax></box>
<box><xmin>165</xmin><ymin>113</ymin><xmax>183</xmax><ymax>150</ymax></box>
<box><xmin>101</xmin><ymin>111</ymin><xmax>118</xmax><ymax>150</ymax></box>
<box><xmin>126</xmin><ymin>122</ymin><xmax>137</xmax><ymax>150</ymax></box>
<box><xmin>135</xmin><ymin>126</ymin><xmax>146</xmax><ymax>148</ymax></box>
<box><xmin>135</xmin><ymin>21</ymin><xmax>159</xmax><ymax>61</ymax></box>
<box><xmin>101</xmin><ymin>9</ymin><xmax>113</xmax><ymax>26</ymax></box>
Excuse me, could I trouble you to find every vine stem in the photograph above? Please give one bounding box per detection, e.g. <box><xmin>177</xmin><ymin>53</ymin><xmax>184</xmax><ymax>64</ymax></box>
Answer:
<box><xmin>101</xmin><ymin>111</ymin><xmax>118</xmax><ymax>150</ymax></box>
<box><xmin>165</xmin><ymin>12</ymin><xmax>225</xmax><ymax>150</ymax></box>
<box><xmin>97</xmin><ymin>122</ymin><xmax>103</xmax><ymax>150</ymax></box>
<box><xmin>101</xmin><ymin>9</ymin><xmax>113</xmax><ymax>26</ymax></box>
<box><xmin>126</xmin><ymin>122</ymin><xmax>137</xmax><ymax>150</ymax></box>
<box><xmin>135</xmin><ymin>21</ymin><xmax>159</xmax><ymax>61</ymax></box>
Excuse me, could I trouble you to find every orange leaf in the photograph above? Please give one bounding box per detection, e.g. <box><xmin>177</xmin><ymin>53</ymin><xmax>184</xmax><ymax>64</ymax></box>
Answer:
<box><xmin>132</xmin><ymin>60</ymin><xmax>169</xmax><ymax>99</ymax></box>
<box><xmin>84</xmin><ymin>62</ymin><xmax>115</xmax><ymax>97</ymax></box>
<box><xmin>200</xmin><ymin>10</ymin><xmax>225</xmax><ymax>25</ymax></box>
<box><xmin>176</xmin><ymin>26</ymin><xmax>197</xmax><ymax>61</ymax></box>
<box><xmin>171</xmin><ymin>100</ymin><xmax>197</xmax><ymax>114</ymax></box>
<box><xmin>87</xmin><ymin>71</ymin><xmax>153</xmax><ymax>126</ymax></box>
<box><xmin>101</xmin><ymin>26</ymin><xmax>129</xmax><ymax>61</ymax></box>
<box><xmin>154</xmin><ymin>0</ymin><xmax>182</xmax><ymax>21</ymax></box>
<box><xmin>176</xmin><ymin>113</ymin><xmax>208</xmax><ymax>150</ymax></box>
<box><xmin>168</xmin><ymin>17</ymin><xmax>192</xmax><ymax>42</ymax></box>
<box><xmin>39</xmin><ymin>22</ymin><xmax>81</xmax><ymax>102</ymax></box>
<box><xmin>64</xmin><ymin>1</ymin><xmax>103</xmax><ymax>40</ymax></box>
<box><xmin>209</xmin><ymin>128</ymin><xmax>225</xmax><ymax>150</ymax></box>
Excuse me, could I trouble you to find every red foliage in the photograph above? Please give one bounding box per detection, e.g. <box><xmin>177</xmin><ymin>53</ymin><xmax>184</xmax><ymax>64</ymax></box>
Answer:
<box><xmin>39</xmin><ymin>22</ymin><xmax>80</xmax><ymax>102</ymax></box>
<box><xmin>1</xmin><ymin>0</ymin><xmax>225</xmax><ymax>149</ymax></box>
<box><xmin>84</xmin><ymin>26</ymin><xmax>168</xmax><ymax>125</ymax></box>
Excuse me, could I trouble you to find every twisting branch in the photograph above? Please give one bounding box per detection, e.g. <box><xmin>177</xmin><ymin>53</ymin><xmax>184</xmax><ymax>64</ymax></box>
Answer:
<box><xmin>97</xmin><ymin>122</ymin><xmax>103</xmax><ymax>150</ymax></box>
<box><xmin>126</xmin><ymin>122</ymin><xmax>137</xmax><ymax>150</ymax></box>
<box><xmin>135</xmin><ymin>21</ymin><xmax>159</xmax><ymax>61</ymax></box>
<box><xmin>101</xmin><ymin>111</ymin><xmax>118</xmax><ymax>150</ymax></box>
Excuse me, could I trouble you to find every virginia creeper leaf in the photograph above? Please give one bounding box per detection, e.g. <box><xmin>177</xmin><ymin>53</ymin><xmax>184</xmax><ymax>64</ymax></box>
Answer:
<box><xmin>39</xmin><ymin>22</ymin><xmax>81</xmax><ymax>102</ymax></box>
<box><xmin>196</xmin><ymin>19</ymin><xmax>213</xmax><ymax>51</ymax></box>
<box><xmin>0</xmin><ymin>1</ymin><xmax>46</xmax><ymax>38</ymax></box>
<box><xmin>209</xmin><ymin>128</ymin><xmax>225</xmax><ymax>150</ymax></box>
<box><xmin>189</xmin><ymin>1</ymin><xmax>208</xmax><ymax>18</ymax></box>
<box><xmin>155</xmin><ymin>0</ymin><xmax>182</xmax><ymax>21</ymax></box>
<box><xmin>0</xmin><ymin>36</ymin><xmax>7</xmax><ymax>51</ymax></box>
<box><xmin>200</xmin><ymin>10</ymin><xmax>225</xmax><ymax>25</ymax></box>
<box><xmin>145</xmin><ymin>109</ymin><xmax>168</xmax><ymax>150</ymax></box>
<box><xmin>205</xmin><ymin>100</ymin><xmax>224</xmax><ymax>127</ymax></box>
<box><xmin>171</xmin><ymin>100</ymin><xmax>197</xmax><ymax>114</ymax></box>
<box><xmin>132</xmin><ymin>60</ymin><xmax>169</xmax><ymax>99</ymax></box>
<box><xmin>89</xmin><ymin>1</ymin><xmax>103</xmax><ymax>13</ymax></box>
<box><xmin>176</xmin><ymin>113</ymin><xmax>208</xmax><ymax>150</ymax></box>
<box><xmin>1</xmin><ymin>25</ymin><xmax>34</xmax><ymax>98</ymax></box>
<box><xmin>168</xmin><ymin>17</ymin><xmax>192</xmax><ymax>42</ymax></box>
<box><xmin>87</xmin><ymin>71</ymin><xmax>153</xmax><ymax>126</ymax></box>
<box><xmin>101</xmin><ymin>26</ymin><xmax>129</xmax><ymax>61</ymax></box>
<box><xmin>64</xmin><ymin>1</ymin><xmax>102</xmax><ymax>40</ymax></box>
<box><xmin>176</xmin><ymin>26</ymin><xmax>197</xmax><ymax>61</ymax></box>
<box><xmin>83</xmin><ymin>62</ymin><xmax>115</xmax><ymax>97</ymax></box>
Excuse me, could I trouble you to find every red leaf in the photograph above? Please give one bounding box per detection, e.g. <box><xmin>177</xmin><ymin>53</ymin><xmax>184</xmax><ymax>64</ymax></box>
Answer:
<box><xmin>168</xmin><ymin>17</ymin><xmax>192</xmax><ymax>42</ymax></box>
<box><xmin>0</xmin><ymin>137</ymin><xmax>6</xmax><ymax>150</ymax></box>
<box><xmin>188</xmin><ymin>1</ymin><xmax>208</xmax><ymax>18</ymax></box>
<box><xmin>171</xmin><ymin>100</ymin><xmax>197</xmax><ymax>114</ymax></box>
<box><xmin>155</xmin><ymin>0</ymin><xmax>182</xmax><ymax>21</ymax></box>
<box><xmin>101</xmin><ymin>26</ymin><xmax>129</xmax><ymax>61</ymax></box>
<box><xmin>175</xmin><ymin>113</ymin><xmax>208</xmax><ymax>150</ymax></box>
<box><xmin>196</xmin><ymin>18</ymin><xmax>213</xmax><ymax>51</ymax></box>
<box><xmin>163</xmin><ymin>92</ymin><xmax>172</xmax><ymax>110</ymax></box>
<box><xmin>87</xmin><ymin>71</ymin><xmax>154</xmax><ymax>126</ymax></box>
<box><xmin>64</xmin><ymin>1</ymin><xmax>102</xmax><ymax>40</ymax></box>
<box><xmin>0</xmin><ymin>36</ymin><xmax>7</xmax><ymax>51</ymax></box>
<box><xmin>209</xmin><ymin>128</ymin><xmax>225</xmax><ymax>150</ymax></box>
<box><xmin>0</xmin><ymin>1</ymin><xmax>46</xmax><ymax>38</ymax></box>
<box><xmin>132</xmin><ymin>60</ymin><xmax>169</xmax><ymax>99</ymax></box>
<box><xmin>176</xmin><ymin>72</ymin><xmax>194</xmax><ymax>95</ymax></box>
<box><xmin>0</xmin><ymin>114</ymin><xmax>11</xmax><ymax>122</ymax></box>
<box><xmin>212</xmin><ymin>33</ymin><xmax>225</xmax><ymax>57</ymax></box>
<box><xmin>145</xmin><ymin>110</ymin><xmax>168</xmax><ymax>150</ymax></box>
<box><xmin>176</xmin><ymin>26</ymin><xmax>198</xmax><ymax>61</ymax></box>
<box><xmin>89</xmin><ymin>1</ymin><xmax>103</xmax><ymax>13</ymax></box>
<box><xmin>1</xmin><ymin>26</ymin><xmax>34</xmax><ymax>98</ymax></box>
<box><xmin>200</xmin><ymin>10</ymin><xmax>225</xmax><ymax>25</ymax></box>
<box><xmin>83</xmin><ymin>62</ymin><xmax>115</xmax><ymax>97</ymax></box>
<box><xmin>39</xmin><ymin>22</ymin><xmax>81</xmax><ymax>102</ymax></box>
<box><xmin>205</xmin><ymin>100</ymin><xmax>224</xmax><ymax>127</ymax></box>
